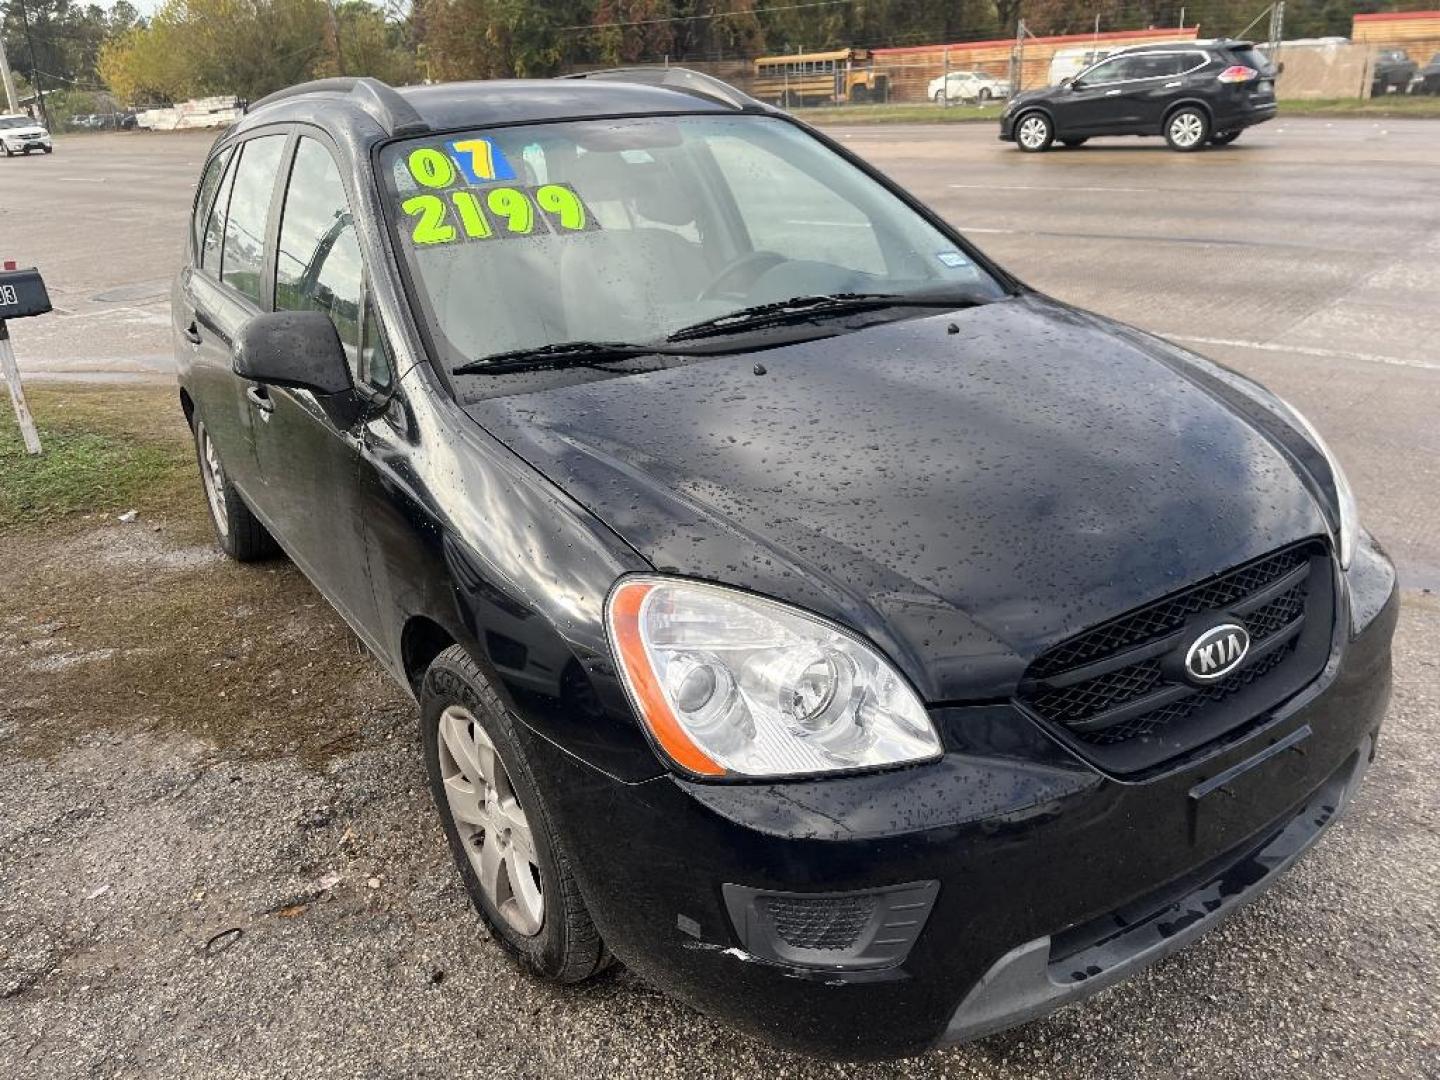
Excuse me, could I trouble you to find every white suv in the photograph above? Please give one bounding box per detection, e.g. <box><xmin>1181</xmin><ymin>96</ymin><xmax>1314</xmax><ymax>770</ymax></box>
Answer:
<box><xmin>928</xmin><ymin>70</ymin><xmax>1011</xmax><ymax>104</ymax></box>
<box><xmin>0</xmin><ymin>114</ymin><xmax>53</xmax><ymax>156</ymax></box>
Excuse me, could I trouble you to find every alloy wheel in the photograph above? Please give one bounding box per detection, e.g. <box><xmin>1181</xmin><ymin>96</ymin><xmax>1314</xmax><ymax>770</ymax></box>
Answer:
<box><xmin>437</xmin><ymin>704</ymin><xmax>545</xmax><ymax>937</ymax></box>
<box><xmin>1018</xmin><ymin>115</ymin><xmax>1050</xmax><ymax>150</ymax></box>
<box><xmin>1169</xmin><ymin>112</ymin><xmax>1205</xmax><ymax>149</ymax></box>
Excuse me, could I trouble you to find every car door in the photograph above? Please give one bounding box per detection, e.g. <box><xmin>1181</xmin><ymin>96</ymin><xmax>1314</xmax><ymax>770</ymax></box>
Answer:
<box><xmin>179</xmin><ymin>133</ymin><xmax>289</xmax><ymax>498</ymax></box>
<box><xmin>251</xmin><ymin>132</ymin><xmax>387</xmax><ymax>642</ymax></box>
<box><xmin>1050</xmin><ymin>55</ymin><xmax>1141</xmax><ymax>134</ymax></box>
<box><xmin>1124</xmin><ymin>52</ymin><xmax>1198</xmax><ymax>131</ymax></box>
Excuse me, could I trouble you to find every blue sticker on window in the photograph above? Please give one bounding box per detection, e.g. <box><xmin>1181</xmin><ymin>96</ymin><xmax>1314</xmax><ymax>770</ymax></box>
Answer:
<box><xmin>936</xmin><ymin>251</ymin><xmax>971</xmax><ymax>268</ymax></box>
<box><xmin>446</xmin><ymin>138</ymin><xmax>517</xmax><ymax>184</ymax></box>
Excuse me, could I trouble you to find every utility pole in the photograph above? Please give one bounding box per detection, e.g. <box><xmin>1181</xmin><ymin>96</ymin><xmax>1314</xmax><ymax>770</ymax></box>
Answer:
<box><xmin>1268</xmin><ymin>0</ymin><xmax>1285</xmax><ymax>55</ymax></box>
<box><xmin>1012</xmin><ymin>18</ymin><xmax>1025</xmax><ymax>96</ymax></box>
<box><xmin>0</xmin><ymin>33</ymin><xmax>19</xmax><ymax>113</ymax></box>
<box><xmin>14</xmin><ymin>0</ymin><xmax>47</xmax><ymax>127</ymax></box>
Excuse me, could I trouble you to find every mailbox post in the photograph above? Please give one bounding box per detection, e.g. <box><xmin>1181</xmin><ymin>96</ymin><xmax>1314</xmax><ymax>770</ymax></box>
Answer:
<box><xmin>0</xmin><ymin>265</ymin><xmax>51</xmax><ymax>456</ymax></box>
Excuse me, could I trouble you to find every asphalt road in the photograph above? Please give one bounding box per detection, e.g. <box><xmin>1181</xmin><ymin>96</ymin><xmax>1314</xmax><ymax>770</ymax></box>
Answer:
<box><xmin>1</xmin><ymin>121</ymin><xmax>1437</xmax><ymax>1078</ymax></box>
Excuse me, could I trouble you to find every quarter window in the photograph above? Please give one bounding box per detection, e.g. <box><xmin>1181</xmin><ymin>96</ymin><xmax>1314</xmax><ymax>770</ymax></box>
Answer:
<box><xmin>193</xmin><ymin>148</ymin><xmax>233</xmax><ymax>262</ymax></box>
<box><xmin>221</xmin><ymin>134</ymin><xmax>287</xmax><ymax>303</ymax></box>
<box><xmin>200</xmin><ymin>152</ymin><xmax>237</xmax><ymax>271</ymax></box>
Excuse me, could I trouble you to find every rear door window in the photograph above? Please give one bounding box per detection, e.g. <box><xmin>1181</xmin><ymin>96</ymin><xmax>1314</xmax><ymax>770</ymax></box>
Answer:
<box><xmin>221</xmin><ymin>133</ymin><xmax>287</xmax><ymax>304</ymax></box>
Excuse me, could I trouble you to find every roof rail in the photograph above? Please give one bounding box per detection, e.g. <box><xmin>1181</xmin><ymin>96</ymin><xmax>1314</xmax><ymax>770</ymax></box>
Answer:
<box><xmin>561</xmin><ymin>67</ymin><xmax>769</xmax><ymax>112</ymax></box>
<box><xmin>245</xmin><ymin>77</ymin><xmax>429</xmax><ymax>136</ymax></box>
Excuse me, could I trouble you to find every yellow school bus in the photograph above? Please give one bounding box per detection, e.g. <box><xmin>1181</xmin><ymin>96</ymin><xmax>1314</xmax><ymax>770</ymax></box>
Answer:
<box><xmin>752</xmin><ymin>49</ymin><xmax>889</xmax><ymax>106</ymax></box>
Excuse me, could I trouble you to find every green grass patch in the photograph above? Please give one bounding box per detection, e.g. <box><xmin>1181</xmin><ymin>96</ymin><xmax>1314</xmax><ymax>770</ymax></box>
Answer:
<box><xmin>0</xmin><ymin>384</ymin><xmax>194</xmax><ymax>531</ymax></box>
<box><xmin>791</xmin><ymin>102</ymin><xmax>1000</xmax><ymax>125</ymax></box>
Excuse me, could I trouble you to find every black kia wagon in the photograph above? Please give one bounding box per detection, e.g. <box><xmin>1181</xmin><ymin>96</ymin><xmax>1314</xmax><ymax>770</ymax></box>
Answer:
<box><xmin>1001</xmin><ymin>39</ymin><xmax>1279</xmax><ymax>152</ymax></box>
<box><xmin>173</xmin><ymin>69</ymin><xmax>1395</xmax><ymax>1060</ymax></box>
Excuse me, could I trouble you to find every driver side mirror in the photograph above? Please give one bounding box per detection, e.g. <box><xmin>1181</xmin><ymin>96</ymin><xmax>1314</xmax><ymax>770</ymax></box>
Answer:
<box><xmin>1065</xmin><ymin>78</ymin><xmax>1082</xmax><ymax>90</ymax></box>
<box><xmin>233</xmin><ymin>310</ymin><xmax>368</xmax><ymax>426</ymax></box>
<box><xmin>233</xmin><ymin>310</ymin><xmax>353</xmax><ymax>396</ymax></box>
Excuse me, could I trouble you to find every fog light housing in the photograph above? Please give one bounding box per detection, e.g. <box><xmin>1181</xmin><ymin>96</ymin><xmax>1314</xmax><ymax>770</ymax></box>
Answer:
<box><xmin>722</xmin><ymin>880</ymin><xmax>939</xmax><ymax>970</ymax></box>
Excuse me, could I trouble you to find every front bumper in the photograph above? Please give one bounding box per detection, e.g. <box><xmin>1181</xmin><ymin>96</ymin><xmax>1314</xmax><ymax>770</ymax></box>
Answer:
<box><xmin>3</xmin><ymin>136</ymin><xmax>51</xmax><ymax>152</ymax></box>
<box><xmin>516</xmin><ymin>544</ymin><xmax>1397</xmax><ymax>1060</ymax></box>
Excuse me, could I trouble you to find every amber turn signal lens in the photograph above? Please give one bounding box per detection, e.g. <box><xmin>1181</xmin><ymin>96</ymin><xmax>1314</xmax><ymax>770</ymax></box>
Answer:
<box><xmin>607</xmin><ymin>579</ymin><xmax>727</xmax><ymax>778</ymax></box>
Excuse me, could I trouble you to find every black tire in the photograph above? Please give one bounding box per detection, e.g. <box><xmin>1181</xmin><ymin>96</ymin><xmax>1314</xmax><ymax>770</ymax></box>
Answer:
<box><xmin>1015</xmin><ymin>111</ymin><xmax>1054</xmax><ymax>153</ymax></box>
<box><xmin>42</xmin><ymin>146</ymin><xmax>53</xmax><ymax>154</ymax></box>
<box><xmin>1061</xmin><ymin>137</ymin><xmax>1089</xmax><ymax>148</ymax></box>
<box><xmin>1164</xmin><ymin>106</ymin><xmax>1211</xmax><ymax>152</ymax></box>
<box><xmin>933</xmin><ymin>90</ymin><xmax>945</xmax><ymax>104</ymax></box>
<box><xmin>1210</xmin><ymin>130</ymin><xmax>1241</xmax><ymax>146</ymax></box>
<box><xmin>422</xmin><ymin>646</ymin><xmax>610</xmax><ymax>983</ymax></box>
<box><xmin>192</xmin><ymin>416</ymin><xmax>278</xmax><ymax>561</ymax></box>
<box><xmin>978</xmin><ymin>87</ymin><xmax>992</xmax><ymax>102</ymax></box>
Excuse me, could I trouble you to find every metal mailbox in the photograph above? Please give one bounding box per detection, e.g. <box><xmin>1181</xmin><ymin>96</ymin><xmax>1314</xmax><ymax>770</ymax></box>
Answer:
<box><xmin>0</xmin><ymin>267</ymin><xmax>52</xmax><ymax>321</ymax></box>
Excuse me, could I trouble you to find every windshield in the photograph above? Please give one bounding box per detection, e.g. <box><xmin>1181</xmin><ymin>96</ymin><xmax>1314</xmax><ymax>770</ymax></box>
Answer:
<box><xmin>379</xmin><ymin>114</ymin><xmax>1006</xmax><ymax>372</ymax></box>
<box><xmin>0</xmin><ymin>116</ymin><xmax>38</xmax><ymax>130</ymax></box>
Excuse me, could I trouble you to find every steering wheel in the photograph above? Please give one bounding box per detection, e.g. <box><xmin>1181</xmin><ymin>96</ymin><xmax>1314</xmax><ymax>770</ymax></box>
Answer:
<box><xmin>698</xmin><ymin>251</ymin><xmax>787</xmax><ymax>302</ymax></box>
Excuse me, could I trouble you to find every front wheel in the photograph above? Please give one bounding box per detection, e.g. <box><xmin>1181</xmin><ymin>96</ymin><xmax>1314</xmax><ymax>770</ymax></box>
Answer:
<box><xmin>1015</xmin><ymin>112</ymin><xmax>1054</xmax><ymax>153</ymax></box>
<box><xmin>1165</xmin><ymin>107</ymin><xmax>1210</xmax><ymax>152</ymax></box>
<box><xmin>978</xmin><ymin>87</ymin><xmax>992</xmax><ymax>103</ymax></box>
<box><xmin>933</xmin><ymin>90</ymin><xmax>945</xmax><ymax>104</ymax></box>
<box><xmin>421</xmin><ymin>646</ymin><xmax>611</xmax><ymax>983</ymax></box>
<box><xmin>1210</xmin><ymin>129</ymin><xmax>1241</xmax><ymax>146</ymax></box>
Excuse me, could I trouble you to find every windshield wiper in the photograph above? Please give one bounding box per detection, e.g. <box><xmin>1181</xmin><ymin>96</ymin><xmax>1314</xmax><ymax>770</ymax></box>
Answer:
<box><xmin>453</xmin><ymin>340</ymin><xmax>711</xmax><ymax>376</ymax></box>
<box><xmin>666</xmin><ymin>290</ymin><xmax>989</xmax><ymax>343</ymax></box>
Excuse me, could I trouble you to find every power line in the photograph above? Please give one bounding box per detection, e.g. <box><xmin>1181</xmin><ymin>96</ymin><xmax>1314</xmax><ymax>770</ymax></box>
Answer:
<box><xmin>559</xmin><ymin>0</ymin><xmax>854</xmax><ymax>34</ymax></box>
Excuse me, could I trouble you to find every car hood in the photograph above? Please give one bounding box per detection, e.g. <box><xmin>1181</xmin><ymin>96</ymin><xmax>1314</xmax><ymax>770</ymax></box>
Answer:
<box><xmin>2</xmin><ymin>125</ymin><xmax>48</xmax><ymax>137</ymax></box>
<box><xmin>1006</xmin><ymin>87</ymin><xmax>1059</xmax><ymax>108</ymax></box>
<box><xmin>464</xmin><ymin>295</ymin><xmax>1328</xmax><ymax>702</ymax></box>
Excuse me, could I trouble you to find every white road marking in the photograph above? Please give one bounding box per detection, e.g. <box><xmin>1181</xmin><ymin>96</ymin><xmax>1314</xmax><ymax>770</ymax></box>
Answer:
<box><xmin>1162</xmin><ymin>333</ymin><xmax>1440</xmax><ymax>372</ymax></box>
<box><xmin>58</xmin><ymin>176</ymin><xmax>107</xmax><ymax>183</ymax></box>
<box><xmin>949</xmin><ymin>183</ymin><xmax>1158</xmax><ymax>193</ymax></box>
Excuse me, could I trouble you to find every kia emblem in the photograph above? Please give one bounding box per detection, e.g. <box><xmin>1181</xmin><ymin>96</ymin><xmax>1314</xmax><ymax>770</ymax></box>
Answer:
<box><xmin>1183</xmin><ymin>623</ymin><xmax>1251</xmax><ymax>683</ymax></box>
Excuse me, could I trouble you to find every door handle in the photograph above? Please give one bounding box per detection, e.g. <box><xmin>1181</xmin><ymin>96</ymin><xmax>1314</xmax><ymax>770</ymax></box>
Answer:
<box><xmin>1164</xmin><ymin>80</ymin><xmax>1182</xmax><ymax>88</ymax></box>
<box><xmin>1105</xmin><ymin>89</ymin><xmax>1122</xmax><ymax>96</ymax></box>
<box><xmin>184</xmin><ymin>321</ymin><xmax>203</xmax><ymax>345</ymax></box>
<box><xmin>246</xmin><ymin>384</ymin><xmax>274</xmax><ymax>414</ymax></box>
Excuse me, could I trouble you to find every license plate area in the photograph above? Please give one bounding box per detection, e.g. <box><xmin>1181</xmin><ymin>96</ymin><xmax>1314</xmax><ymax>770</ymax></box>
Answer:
<box><xmin>1187</xmin><ymin>724</ymin><xmax>1311</xmax><ymax>847</ymax></box>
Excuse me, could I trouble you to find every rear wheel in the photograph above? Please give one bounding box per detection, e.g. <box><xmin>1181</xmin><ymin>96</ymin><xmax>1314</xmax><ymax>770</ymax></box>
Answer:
<box><xmin>421</xmin><ymin>646</ymin><xmax>611</xmax><ymax>983</ymax></box>
<box><xmin>1015</xmin><ymin>112</ymin><xmax>1054</xmax><ymax>153</ymax></box>
<box><xmin>1210</xmin><ymin>129</ymin><xmax>1241</xmax><ymax>146</ymax></box>
<box><xmin>933</xmin><ymin>90</ymin><xmax>945</xmax><ymax>104</ymax></box>
<box><xmin>978</xmin><ymin>87</ymin><xmax>993</xmax><ymax>103</ymax></box>
<box><xmin>1165</xmin><ymin>107</ymin><xmax>1210</xmax><ymax>152</ymax></box>
<box><xmin>193</xmin><ymin>417</ymin><xmax>278</xmax><ymax>561</ymax></box>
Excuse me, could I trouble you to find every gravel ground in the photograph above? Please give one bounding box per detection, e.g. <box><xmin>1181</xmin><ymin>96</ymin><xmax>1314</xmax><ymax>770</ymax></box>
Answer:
<box><xmin>1</xmin><ymin>517</ymin><xmax>1436</xmax><ymax>1077</ymax></box>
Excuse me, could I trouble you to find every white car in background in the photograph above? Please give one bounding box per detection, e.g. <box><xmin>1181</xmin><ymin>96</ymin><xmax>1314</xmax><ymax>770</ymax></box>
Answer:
<box><xmin>0</xmin><ymin>114</ymin><xmax>53</xmax><ymax>156</ymax></box>
<box><xmin>928</xmin><ymin>70</ymin><xmax>1011</xmax><ymax>104</ymax></box>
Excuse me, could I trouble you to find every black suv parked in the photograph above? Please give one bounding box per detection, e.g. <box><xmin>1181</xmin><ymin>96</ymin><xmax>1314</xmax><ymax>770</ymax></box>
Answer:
<box><xmin>173</xmin><ymin>70</ymin><xmax>1395</xmax><ymax>1060</ymax></box>
<box><xmin>1001</xmin><ymin>39</ymin><xmax>1278</xmax><ymax>152</ymax></box>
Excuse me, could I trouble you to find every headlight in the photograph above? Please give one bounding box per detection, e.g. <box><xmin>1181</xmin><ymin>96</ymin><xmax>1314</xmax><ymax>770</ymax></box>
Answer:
<box><xmin>606</xmin><ymin>577</ymin><xmax>942</xmax><ymax>780</ymax></box>
<box><xmin>1277</xmin><ymin>398</ymin><xmax>1359</xmax><ymax>569</ymax></box>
